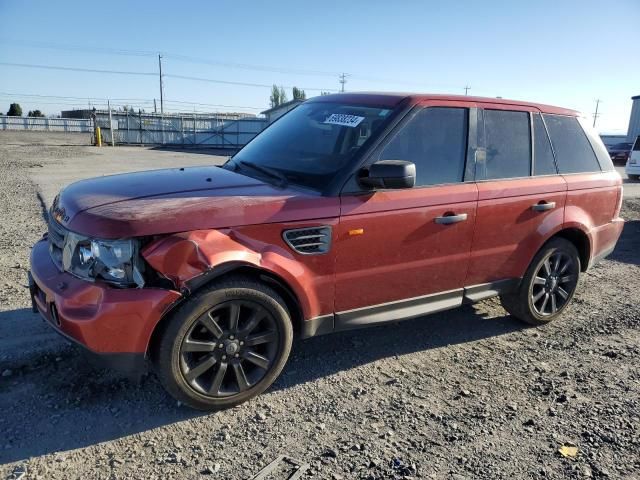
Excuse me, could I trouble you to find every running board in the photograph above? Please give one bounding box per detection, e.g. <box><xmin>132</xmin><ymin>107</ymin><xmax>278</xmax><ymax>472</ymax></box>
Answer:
<box><xmin>303</xmin><ymin>278</ymin><xmax>521</xmax><ymax>337</ymax></box>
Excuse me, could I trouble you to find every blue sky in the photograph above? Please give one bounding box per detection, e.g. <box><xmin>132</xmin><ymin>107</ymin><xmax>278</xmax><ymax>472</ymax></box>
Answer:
<box><xmin>0</xmin><ymin>0</ymin><xmax>638</xmax><ymax>133</ymax></box>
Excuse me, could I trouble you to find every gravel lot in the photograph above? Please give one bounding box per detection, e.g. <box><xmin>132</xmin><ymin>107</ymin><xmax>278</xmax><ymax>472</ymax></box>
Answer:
<box><xmin>0</xmin><ymin>131</ymin><xmax>638</xmax><ymax>480</ymax></box>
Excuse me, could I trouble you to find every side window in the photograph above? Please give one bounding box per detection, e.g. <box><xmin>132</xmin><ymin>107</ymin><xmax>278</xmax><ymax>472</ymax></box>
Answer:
<box><xmin>533</xmin><ymin>113</ymin><xmax>557</xmax><ymax>175</ymax></box>
<box><xmin>543</xmin><ymin>114</ymin><xmax>601</xmax><ymax>173</ymax></box>
<box><xmin>482</xmin><ymin>109</ymin><xmax>531</xmax><ymax>179</ymax></box>
<box><xmin>379</xmin><ymin>107</ymin><xmax>468</xmax><ymax>186</ymax></box>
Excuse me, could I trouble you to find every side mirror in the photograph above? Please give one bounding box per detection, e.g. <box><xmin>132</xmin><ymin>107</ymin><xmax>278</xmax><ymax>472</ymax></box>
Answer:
<box><xmin>360</xmin><ymin>160</ymin><xmax>416</xmax><ymax>189</ymax></box>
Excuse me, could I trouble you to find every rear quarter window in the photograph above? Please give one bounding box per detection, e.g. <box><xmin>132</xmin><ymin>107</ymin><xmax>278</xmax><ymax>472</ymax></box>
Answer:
<box><xmin>543</xmin><ymin>114</ymin><xmax>602</xmax><ymax>173</ymax></box>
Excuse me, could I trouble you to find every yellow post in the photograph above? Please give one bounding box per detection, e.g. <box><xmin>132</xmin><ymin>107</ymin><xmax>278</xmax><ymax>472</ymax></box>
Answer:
<box><xmin>95</xmin><ymin>127</ymin><xmax>102</xmax><ymax>147</ymax></box>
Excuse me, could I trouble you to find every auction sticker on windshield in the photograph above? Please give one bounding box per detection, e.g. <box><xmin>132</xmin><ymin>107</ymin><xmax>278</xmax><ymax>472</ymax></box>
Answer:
<box><xmin>323</xmin><ymin>113</ymin><xmax>365</xmax><ymax>128</ymax></box>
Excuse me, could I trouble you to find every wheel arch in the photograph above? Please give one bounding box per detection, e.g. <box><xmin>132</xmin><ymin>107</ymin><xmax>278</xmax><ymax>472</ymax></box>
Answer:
<box><xmin>146</xmin><ymin>262</ymin><xmax>304</xmax><ymax>360</ymax></box>
<box><xmin>547</xmin><ymin>227</ymin><xmax>591</xmax><ymax>272</ymax></box>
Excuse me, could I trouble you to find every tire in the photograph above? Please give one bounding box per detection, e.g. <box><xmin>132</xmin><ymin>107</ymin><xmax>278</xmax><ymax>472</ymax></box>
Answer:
<box><xmin>628</xmin><ymin>174</ymin><xmax>640</xmax><ymax>181</ymax></box>
<box><xmin>154</xmin><ymin>276</ymin><xmax>293</xmax><ymax>410</ymax></box>
<box><xmin>500</xmin><ymin>238</ymin><xmax>580</xmax><ymax>326</ymax></box>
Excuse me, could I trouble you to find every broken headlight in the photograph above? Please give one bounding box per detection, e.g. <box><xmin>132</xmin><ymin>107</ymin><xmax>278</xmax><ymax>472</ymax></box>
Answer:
<box><xmin>62</xmin><ymin>233</ymin><xmax>145</xmax><ymax>287</ymax></box>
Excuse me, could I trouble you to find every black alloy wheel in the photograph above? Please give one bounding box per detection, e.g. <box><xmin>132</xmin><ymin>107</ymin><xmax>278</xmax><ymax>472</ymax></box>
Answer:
<box><xmin>154</xmin><ymin>277</ymin><xmax>293</xmax><ymax>410</ymax></box>
<box><xmin>179</xmin><ymin>300</ymin><xmax>279</xmax><ymax>397</ymax></box>
<box><xmin>500</xmin><ymin>237</ymin><xmax>581</xmax><ymax>325</ymax></box>
<box><xmin>529</xmin><ymin>251</ymin><xmax>578</xmax><ymax>317</ymax></box>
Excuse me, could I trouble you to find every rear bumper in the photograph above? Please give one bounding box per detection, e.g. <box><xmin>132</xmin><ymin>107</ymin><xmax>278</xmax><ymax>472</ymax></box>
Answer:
<box><xmin>29</xmin><ymin>239</ymin><xmax>181</xmax><ymax>364</ymax></box>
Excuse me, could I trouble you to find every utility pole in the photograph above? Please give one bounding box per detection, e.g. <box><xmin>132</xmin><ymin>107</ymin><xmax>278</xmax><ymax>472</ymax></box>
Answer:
<box><xmin>464</xmin><ymin>85</ymin><xmax>471</xmax><ymax>96</ymax></box>
<box><xmin>592</xmin><ymin>99</ymin><xmax>601</xmax><ymax>128</ymax></box>
<box><xmin>339</xmin><ymin>73</ymin><xmax>349</xmax><ymax>92</ymax></box>
<box><xmin>154</xmin><ymin>98</ymin><xmax>157</xmax><ymax>114</ymax></box>
<box><xmin>158</xmin><ymin>53</ymin><xmax>164</xmax><ymax>114</ymax></box>
<box><xmin>107</xmin><ymin>99</ymin><xmax>115</xmax><ymax>147</ymax></box>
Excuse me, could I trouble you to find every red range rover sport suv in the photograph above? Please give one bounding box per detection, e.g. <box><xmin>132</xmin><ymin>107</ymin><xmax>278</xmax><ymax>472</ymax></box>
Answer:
<box><xmin>29</xmin><ymin>93</ymin><xmax>624</xmax><ymax>410</ymax></box>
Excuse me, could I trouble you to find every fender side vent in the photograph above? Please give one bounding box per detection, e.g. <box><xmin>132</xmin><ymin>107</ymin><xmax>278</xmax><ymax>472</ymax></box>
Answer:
<box><xmin>283</xmin><ymin>226</ymin><xmax>332</xmax><ymax>255</ymax></box>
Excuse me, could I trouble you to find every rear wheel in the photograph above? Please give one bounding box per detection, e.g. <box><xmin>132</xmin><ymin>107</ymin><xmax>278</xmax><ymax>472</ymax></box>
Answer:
<box><xmin>628</xmin><ymin>174</ymin><xmax>640</xmax><ymax>181</ymax></box>
<box><xmin>154</xmin><ymin>277</ymin><xmax>293</xmax><ymax>410</ymax></box>
<box><xmin>500</xmin><ymin>238</ymin><xmax>580</xmax><ymax>325</ymax></box>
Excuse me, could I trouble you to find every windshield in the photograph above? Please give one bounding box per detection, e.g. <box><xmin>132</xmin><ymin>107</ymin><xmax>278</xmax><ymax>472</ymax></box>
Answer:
<box><xmin>226</xmin><ymin>102</ymin><xmax>394</xmax><ymax>190</ymax></box>
<box><xmin>634</xmin><ymin>136</ymin><xmax>640</xmax><ymax>151</ymax></box>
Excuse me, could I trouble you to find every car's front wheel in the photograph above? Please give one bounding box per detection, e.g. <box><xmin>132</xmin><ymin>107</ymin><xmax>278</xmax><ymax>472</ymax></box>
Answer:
<box><xmin>500</xmin><ymin>238</ymin><xmax>580</xmax><ymax>325</ymax></box>
<box><xmin>154</xmin><ymin>276</ymin><xmax>293</xmax><ymax>410</ymax></box>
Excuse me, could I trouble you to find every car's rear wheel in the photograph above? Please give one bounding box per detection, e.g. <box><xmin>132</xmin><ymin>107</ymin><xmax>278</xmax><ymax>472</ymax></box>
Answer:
<box><xmin>628</xmin><ymin>174</ymin><xmax>640</xmax><ymax>181</ymax></box>
<box><xmin>500</xmin><ymin>238</ymin><xmax>580</xmax><ymax>325</ymax></box>
<box><xmin>154</xmin><ymin>276</ymin><xmax>293</xmax><ymax>410</ymax></box>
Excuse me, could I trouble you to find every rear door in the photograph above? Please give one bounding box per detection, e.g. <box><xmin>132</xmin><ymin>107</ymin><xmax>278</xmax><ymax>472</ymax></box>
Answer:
<box><xmin>334</xmin><ymin>101</ymin><xmax>478</xmax><ymax>327</ymax></box>
<box><xmin>465</xmin><ymin>105</ymin><xmax>567</xmax><ymax>290</ymax></box>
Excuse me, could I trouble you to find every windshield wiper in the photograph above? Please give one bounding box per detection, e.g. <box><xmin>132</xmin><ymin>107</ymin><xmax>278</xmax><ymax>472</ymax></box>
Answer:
<box><xmin>237</xmin><ymin>160</ymin><xmax>288</xmax><ymax>188</ymax></box>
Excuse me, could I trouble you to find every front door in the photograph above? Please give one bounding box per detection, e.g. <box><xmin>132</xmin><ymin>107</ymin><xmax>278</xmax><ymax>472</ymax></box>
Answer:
<box><xmin>333</xmin><ymin>103</ymin><xmax>478</xmax><ymax>328</ymax></box>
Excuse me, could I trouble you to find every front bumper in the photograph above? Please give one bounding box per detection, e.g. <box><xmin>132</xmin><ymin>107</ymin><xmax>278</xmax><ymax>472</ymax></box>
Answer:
<box><xmin>29</xmin><ymin>239</ymin><xmax>181</xmax><ymax>363</ymax></box>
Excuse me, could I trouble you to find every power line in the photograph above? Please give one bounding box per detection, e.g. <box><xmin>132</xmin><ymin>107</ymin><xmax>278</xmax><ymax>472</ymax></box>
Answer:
<box><xmin>0</xmin><ymin>92</ymin><xmax>264</xmax><ymax>111</ymax></box>
<box><xmin>0</xmin><ymin>38</ymin><xmax>342</xmax><ymax>77</ymax></box>
<box><xmin>0</xmin><ymin>62</ymin><xmax>338</xmax><ymax>92</ymax></box>
<box><xmin>0</xmin><ymin>62</ymin><xmax>156</xmax><ymax>76</ymax></box>
<box><xmin>165</xmin><ymin>73</ymin><xmax>337</xmax><ymax>92</ymax></box>
<box><xmin>1</xmin><ymin>38</ymin><xmax>477</xmax><ymax>93</ymax></box>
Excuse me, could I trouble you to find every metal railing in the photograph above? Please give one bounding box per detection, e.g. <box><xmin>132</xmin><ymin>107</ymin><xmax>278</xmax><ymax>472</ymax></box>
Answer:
<box><xmin>95</xmin><ymin>112</ymin><xmax>267</xmax><ymax>148</ymax></box>
<box><xmin>0</xmin><ymin>115</ymin><xmax>93</xmax><ymax>132</ymax></box>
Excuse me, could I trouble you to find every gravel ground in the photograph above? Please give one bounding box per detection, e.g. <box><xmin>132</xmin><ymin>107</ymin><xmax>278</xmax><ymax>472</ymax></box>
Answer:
<box><xmin>0</xmin><ymin>131</ymin><xmax>638</xmax><ymax>480</ymax></box>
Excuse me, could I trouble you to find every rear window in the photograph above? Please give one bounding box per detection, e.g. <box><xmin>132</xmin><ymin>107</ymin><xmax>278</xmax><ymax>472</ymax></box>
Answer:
<box><xmin>543</xmin><ymin>115</ymin><xmax>601</xmax><ymax>173</ymax></box>
<box><xmin>481</xmin><ymin>109</ymin><xmax>531</xmax><ymax>179</ymax></box>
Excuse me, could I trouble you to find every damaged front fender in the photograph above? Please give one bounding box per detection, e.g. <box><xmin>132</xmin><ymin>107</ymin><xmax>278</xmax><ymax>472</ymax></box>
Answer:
<box><xmin>141</xmin><ymin>227</ymin><xmax>335</xmax><ymax>320</ymax></box>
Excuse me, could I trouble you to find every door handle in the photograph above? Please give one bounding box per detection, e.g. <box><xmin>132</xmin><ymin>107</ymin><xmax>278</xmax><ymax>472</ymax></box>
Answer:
<box><xmin>434</xmin><ymin>213</ymin><xmax>468</xmax><ymax>225</ymax></box>
<box><xmin>531</xmin><ymin>201</ymin><xmax>556</xmax><ymax>212</ymax></box>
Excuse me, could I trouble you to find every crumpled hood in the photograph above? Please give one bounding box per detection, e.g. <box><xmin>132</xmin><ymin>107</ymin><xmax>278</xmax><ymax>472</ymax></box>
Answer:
<box><xmin>54</xmin><ymin>166</ymin><xmax>339</xmax><ymax>238</ymax></box>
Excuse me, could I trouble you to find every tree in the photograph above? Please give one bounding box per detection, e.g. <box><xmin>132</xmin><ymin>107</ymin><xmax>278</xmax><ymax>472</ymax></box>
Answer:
<box><xmin>7</xmin><ymin>103</ymin><xmax>22</xmax><ymax>116</ymax></box>
<box><xmin>320</xmin><ymin>91</ymin><xmax>331</xmax><ymax>96</ymax></box>
<box><xmin>279</xmin><ymin>86</ymin><xmax>287</xmax><ymax>104</ymax></box>
<box><xmin>269</xmin><ymin>85</ymin><xmax>289</xmax><ymax>108</ymax></box>
<box><xmin>28</xmin><ymin>110</ymin><xmax>45</xmax><ymax>117</ymax></box>
<box><xmin>292</xmin><ymin>87</ymin><xmax>307</xmax><ymax>101</ymax></box>
<box><xmin>269</xmin><ymin>85</ymin><xmax>281</xmax><ymax>108</ymax></box>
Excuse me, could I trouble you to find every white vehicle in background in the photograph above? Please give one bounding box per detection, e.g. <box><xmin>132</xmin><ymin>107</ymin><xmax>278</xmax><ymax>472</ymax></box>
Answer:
<box><xmin>626</xmin><ymin>136</ymin><xmax>640</xmax><ymax>180</ymax></box>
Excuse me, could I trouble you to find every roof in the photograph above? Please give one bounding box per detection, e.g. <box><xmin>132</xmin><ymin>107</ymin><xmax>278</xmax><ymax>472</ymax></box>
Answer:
<box><xmin>308</xmin><ymin>92</ymin><xmax>579</xmax><ymax>116</ymax></box>
<box><xmin>261</xmin><ymin>99</ymin><xmax>304</xmax><ymax>115</ymax></box>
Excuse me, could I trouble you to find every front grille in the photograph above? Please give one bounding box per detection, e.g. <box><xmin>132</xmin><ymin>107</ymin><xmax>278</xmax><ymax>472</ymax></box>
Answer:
<box><xmin>282</xmin><ymin>226</ymin><xmax>332</xmax><ymax>255</ymax></box>
<box><xmin>47</xmin><ymin>216</ymin><xmax>67</xmax><ymax>269</ymax></box>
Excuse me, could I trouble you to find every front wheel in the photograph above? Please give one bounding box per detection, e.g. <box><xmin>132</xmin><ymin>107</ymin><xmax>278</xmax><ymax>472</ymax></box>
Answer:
<box><xmin>154</xmin><ymin>277</ymin><xmax>293</xmax><ymax>410</ymax></box>
<box><xmin>500</xmin><ymin>238</ymin><xmax>580</xmax><ymax>325</ymax></box>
